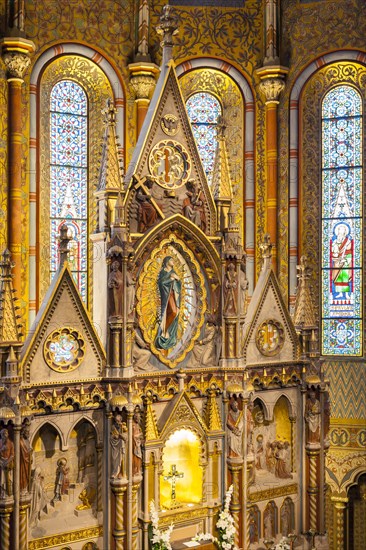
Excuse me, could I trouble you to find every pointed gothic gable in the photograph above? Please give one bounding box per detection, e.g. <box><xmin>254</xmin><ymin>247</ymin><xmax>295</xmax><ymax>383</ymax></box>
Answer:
<box><xmin>242</xmin><ymin>265</ymin><xmax>300</xmax><ymax>365</ymax></box>
<box><xmin>21</xmin><ymin>265</ymin><xmax>106</xmax><ymax>383</ymax></box>
<box><xmin>157</xmin><ymin>391</ymin><xmax>208</xmax><ymax>439</ymax></box>
<box><xmin>124</xmin><ymin>62</ymin><xmax>216</xmax><ymax>234</ymax></box>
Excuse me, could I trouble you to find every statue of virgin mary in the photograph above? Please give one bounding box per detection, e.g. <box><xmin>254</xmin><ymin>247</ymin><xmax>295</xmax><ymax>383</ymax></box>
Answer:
<box><xmin>155</xmin><ymin>256</ymin><xmax>182</xmax><ymax>351</ymax></box>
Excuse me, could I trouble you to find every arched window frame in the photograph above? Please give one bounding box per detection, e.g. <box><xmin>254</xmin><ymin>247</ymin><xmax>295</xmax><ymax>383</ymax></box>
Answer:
<box><xmin>31</xmin><ymin>51</ymin><xmax>117</xmax><ymax>321</ymax></box>
<box><xmin>49</xmin><ymin>79</ymin><xmax>89</xmax><ymax>302</ymax></box>
<box><xmin>321</xmin><ymin>84</ymin><xmax>363</xmax><ymax>356</ymax></box>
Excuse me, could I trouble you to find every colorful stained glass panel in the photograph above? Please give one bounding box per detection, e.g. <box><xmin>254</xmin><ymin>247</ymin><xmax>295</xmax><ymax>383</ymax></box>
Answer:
<box><xmin>50</xmin><ymin>80</ymin><xmax>88</xmax><ymax>303</ymax></box>
<box><xmin>321</xmin><ymin>85</ymin><xmax>362</xmax><ymax>356</ymax></box>
<box><xmin>50</xmin><ymin>80</ymin><xmax>87</xmax><ymax>115</ymax></box>
<box><xmin>186</xmin><ymin>92</ymin><xmax>222</xmax><ymax>184</ymax></box>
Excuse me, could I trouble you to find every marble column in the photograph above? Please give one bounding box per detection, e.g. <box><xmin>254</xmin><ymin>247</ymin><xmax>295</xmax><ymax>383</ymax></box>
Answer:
<box><xmin>1</xmin><ymin>38</ymin><xmax>35</xmax><ymax>302</ymax></box>
<box><xmin>256</xmin><ymin>68</ymin><xmax>287</xmax><ymax>271</ymax></box>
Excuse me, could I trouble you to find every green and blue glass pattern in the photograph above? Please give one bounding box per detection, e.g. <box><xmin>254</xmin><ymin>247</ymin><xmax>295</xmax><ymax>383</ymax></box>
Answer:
<box><xmin>321</xmin><ymin>85</ymin><xmax>362</xmax><ymax>355</ymax></box>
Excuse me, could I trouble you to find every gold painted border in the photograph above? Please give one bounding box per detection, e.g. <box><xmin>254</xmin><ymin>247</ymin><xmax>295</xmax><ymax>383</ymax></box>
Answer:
<box><xmin>136</xmin><ymin>234</ymin><xmax>207</xmax><ymax>368</ymax></box>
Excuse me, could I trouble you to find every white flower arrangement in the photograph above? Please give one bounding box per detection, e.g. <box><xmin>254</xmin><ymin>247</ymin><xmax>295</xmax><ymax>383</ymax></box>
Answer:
<box><xmin>274</xmin><ymin>537</ymin><xmax>290</xmax><ymax>550</ymax></box>
<box><xmin>149</xmin><ymin>501</ymin><xmax>174</xmax><ymax>550</ymax></box>
<box><xmin>194</xmin><ymin>485</ymin><xmax>237</xmax><ymax>550</ymax></box>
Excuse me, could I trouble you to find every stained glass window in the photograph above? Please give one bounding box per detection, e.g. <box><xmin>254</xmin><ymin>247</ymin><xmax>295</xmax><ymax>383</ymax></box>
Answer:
<box><xmin>50</xmin><ymin>80</ymin><xmax>88</xmax><ymax>302</ymax></box>
<box><xmin>186</xmin><ymin>92</ymin><xmax>222</xmax><ymax>184</ymax></box>
<box><xmin>321</xmin><ymin>85</ymin><xmax>362</xmax><ymax>355</ymax></box>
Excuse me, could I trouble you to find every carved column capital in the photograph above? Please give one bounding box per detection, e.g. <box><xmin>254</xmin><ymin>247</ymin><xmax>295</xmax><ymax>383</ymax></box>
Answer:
<box><xmin>258</xmin><ymin>76</ymin><xmax>285</xmax><ymax>104</ymax></box>
<box><xmin>2</xmin><ymin>51</ymin><xmax>30</xmax><ymax>79</ymax></box>
<box><xmin>1</xmin><ymin>38</ymin><xmax>35</xmax><ymax>80</ymax></box>
<box><xmin>130</xmin><ymin>74</ymin><xmax>156</xmax><ymax>100</ymax></box>
<box><xmin>128</xmin><ymin>62</ymin><xmax>159</xmax><ymax>101</ymax></box>
<box><xmin>256</xmin><ymin>65</ymin><xmax>289</xmax><ymax>105</ymax></box>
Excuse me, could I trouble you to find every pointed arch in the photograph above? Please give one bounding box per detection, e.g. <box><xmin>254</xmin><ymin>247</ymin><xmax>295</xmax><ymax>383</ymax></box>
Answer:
<box><xmin>30</xmin><ymin>420</ymin><xmax>66</xmax><ymax>451</ymax></box>
<box><xmin>134</xmin><ymin>214</ymin><xmax>221</xmax><ymax>276</ymax></box>
<box><xmin>65</xmin><ymin>415</ymin><xmax>101</xmax><ymax>447</ymax></box>
<box><xmin>177</xmin><ymin>58</ymin><xmax>255</xmax><ymax>294</ymax></box>
<box><xmin>28</xmin><ymin>43</ymin><xmax>125</xmax><ymax>325</ymax></box>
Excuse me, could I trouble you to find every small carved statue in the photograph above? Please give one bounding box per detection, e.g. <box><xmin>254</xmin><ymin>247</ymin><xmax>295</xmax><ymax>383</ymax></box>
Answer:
<box><xmin>226</xmin><ymin>399</ymin><xmax>244</xmax><ymax>458</ymax></box>
<box><xmin>108</xmin><ymin>260</ymin><xmax>123</xmax><ymax>317</ymax></box>
<box><xmin>264</xmin><ymin>505</ymin><xmax>274</xmax><ymax>539</ymax></box>
<box><xmin>136</xmin><ymin>178</ymin><xmax>159</xmax><ymax>232</ymax></box>
<box><xmin>274</xmin><ymin>441</ymin><xmax>293</xmax><ymax>479</ymax></box>
<box><xmin>182</xmin><ymin>180</ymin><xmax>206</xmax><ymax>231</ymax></box>
<box><xmin>132</xmin><ymin>409</ymin><xmax>144</xmax><ymax>476</ymax></box>
<box><xmin>30</xmin><ymin>467</ymin><xmax>47</xmax><ymax>527</ymax></box>
<box><xmin>110</xmin><ymin>414</ymin><xmax>128</xmax><ymax>479</ymax></box>
<box><xmin>52</xmin><ymin>457</ymin><xmax>70</xmax><ymax>504</ymax></box>
<box><xmin>223</xmin><ymin>263</ymin><xmax>238</xmax><ymax>316</ymax></box>
<box><xmin>239</xmin><ymin>263</ymin><xmax>248</xmax><ymax>316</ymax></box>
<box><xmin>75</xmin><ymin>486</ymin><xmax>96</xmax><ymax>510</ymax></box>
<box><xmin>246</xmin><ymin>401</ymin><xmax>254</xmax><ymax>454</ymax></box>
<box><xmin>304</xmin><ymin>391</ymin><xmax>321</xmax><ymax>444</ymax></box>
<box><xmin>0</xmin><ymin>428</ymin><xmax>14</xmax><ymax>498</ymax></box>
<box><xmin>20</xmin><ymin>424</ymin><xmax>33</xmax><ymax>493</ymax></box>
<box><xmin>126</xmin><ymin>266</ymin><xmax>136</xmax><ymax>318</ymax></box>
<box><xmin>190</xmin><ymin>317</ymin><xmax>218</xmax><ymax>367</ymax></box>
<box><xmin>133</xmin><ymin>330</ymin><xmax>154</xmax><ymax>372</ymax></box>
<box><xmin>280</xmin><ymin>499</ymin><xmax>292</xmax><ymax>536</ymax></box>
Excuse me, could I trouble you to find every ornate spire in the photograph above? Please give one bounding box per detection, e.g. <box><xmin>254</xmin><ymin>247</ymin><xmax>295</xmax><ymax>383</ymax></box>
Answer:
<box><xmin>0</xmin><ymin>249</ymin><xmax>22</xmax><ymax>344</ymax></box>
<box><xmin>97</xmin><ymin>99</ymin><xmax>124</xmax><ymax>193</ymax></box>
<box><xmin>95</xmin><ymin>99</ymin><xmax>124</xmax><ymax>232</ymax></box>
<box><xmin>205</xmin><ymin>390</ymin><xmax>222</xmax><ymax>431</ymax></box>
<box><xmin>157</xmin><ymin>4</ymin><xmax>178</xmax><ymax>67</ymax></box>
<box><xmin>144</xmin><ymin>399</ymin><xmax>159</xmax><ymax>441</ymax></box>
<box><xmin>293</xmin><ymin>256</ymin><xmax>317</xmax><ymax>329</ymax></box>
<box><xmin>211</xmin><ymin>119</ymin><xmax>233</xmax><ymax>203</ymax></box>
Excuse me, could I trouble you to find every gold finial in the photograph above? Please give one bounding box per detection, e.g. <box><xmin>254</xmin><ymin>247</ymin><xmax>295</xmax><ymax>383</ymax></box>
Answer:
<box><xmin>260</xmin><ymin>233</ymin><xmax>273</xmax><ymax>260</ymax></box>
<box><xmin>157</xmin><ymin>4</ymin><xmax>178</xmax><ymax>64</ymax></box>
<box><xmin>0</xmin><ymin>249</ymin><xmax>14</xmax><ymax>280</ymax></box>
<box><xmin>103</xmin><ymin>98</ymin><xmax>117</xmax><ymax>126</ymax></box>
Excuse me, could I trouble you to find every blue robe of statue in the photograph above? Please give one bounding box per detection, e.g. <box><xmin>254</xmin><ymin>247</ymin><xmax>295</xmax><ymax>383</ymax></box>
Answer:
<box><xmin>155</xmin><ymin>257</ymin><xmax>181</xmax><ymax>350</ymax></box>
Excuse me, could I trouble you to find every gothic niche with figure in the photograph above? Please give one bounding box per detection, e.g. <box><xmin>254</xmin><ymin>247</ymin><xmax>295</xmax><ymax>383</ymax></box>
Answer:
<box><xmin>251</xmin><ymin>397</ymin><xmax>293</xmax><ymax>484</ymax></box>
<box><xmin>30</xmin><ymin>421</ymin><xmax>98</xmax><ymax>539</ymax></box>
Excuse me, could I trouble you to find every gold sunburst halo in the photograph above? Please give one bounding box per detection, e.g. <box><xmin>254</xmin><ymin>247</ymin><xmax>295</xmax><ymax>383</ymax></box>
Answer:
<box><xmin>136</xmin><ymin>235</ymin><xmax>206</xmax><ymax>368</ymax></box>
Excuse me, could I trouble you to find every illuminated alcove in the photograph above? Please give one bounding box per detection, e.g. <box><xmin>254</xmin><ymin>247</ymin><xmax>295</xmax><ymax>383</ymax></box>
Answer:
<box><xmin>160</xmin><ymin>429</ymin><xmax>203</xmax><ymax>509</ymax></box>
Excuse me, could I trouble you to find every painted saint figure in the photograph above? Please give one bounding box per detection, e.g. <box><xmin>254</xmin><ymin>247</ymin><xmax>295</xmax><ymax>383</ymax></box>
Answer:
<box><xmin>0</xmin><ymin>428</ymin><xmax>14</xmax><ymax>498</ymax></box>
<box><xmin>132</xmin><ymin>410</ymin><xmax>143</xmax><ymax>476</ymax></box>
<box><xmin>20</xmin><ymin>424</ymin><xmax>33</xmax><ymax>493</ymax></box>
<box><xmin>52</xmin><ymin>457</ymin><xmax>70</xmax><ymax>503</ymax></box>
<box><xmin>155</xmin><ymin>256</ymin><xmax>182</xmax><ymax>351</ymax></box>
<box><xmin>182</xmin><ymin>180</ymin><xmax>206</xmax><ymax>231</ymax></box>
<box><xmin>331</xmin><ymin>222</ymin><xmax>353</xmax><ymax>300</ymax></box>
<box><xmin>190</xmin><ymin>317</ymin><xmax>218</xmax><ymax>367</ymax></box>
<box><xmin>136</xmin><ymin>178</ymin><xmax>159</xmax><ymax>232</ymax></box>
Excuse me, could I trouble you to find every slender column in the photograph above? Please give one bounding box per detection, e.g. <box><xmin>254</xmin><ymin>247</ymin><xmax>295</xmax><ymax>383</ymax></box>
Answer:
<box><xmin>132</xmin><ymin>483</ymin><xmax>140</xmax><ymax>550</ymax></box>
<box><xmin>19</xmin><ymin>501</ymin><xmax>30</xmax><ymax>550</ymax></box>
<box><xmin>290</xmin><ymin>416</ymin><xmax>296</xmax><ymax>473</ymax></box>
<box><xmin>228</xmin><ymin>462</ymin><xmax>243</xmax><ymax>548</ymax></box>
<box><xmin>96</xmin><ymin>444</ymin><xmax>103</xmax><ymax>512</ymax></box>
<box><xmin>127</xmin><ymin>406</ymin><xmax>134</xmax><ymax>550</ymax></box>
<box><xmin>1</xmin><ymin>38</ymin><xmax>35</xmax><ymax>302</ymax></box>
<box><xmin>307</xmin><ymin>450</ymin><xmax>319</xmax><ymax>532</ymax></box>
<box><xmin>111</xmin><ymin>481</ymin><xmax>127</xmax><ymax>550</ymax></box>
<box><xmin>129</xmin><ymin>65</ymin><xmax>159</xmax><ymax>137</ymax></box>
<box><xmin>13</xmin><ymin>423</ymin><xmax>21</xmax><ymax>549</ymax></box>
<box><xmin>256</xmin><ymin>69</ymin><xmax>287</xmax><ymax>271</ymax></box>
<box><xmin>331</xmin><ymin>497</ymin><xmax>348</xmax><ymax>550</ymax></box>
<box><xmin>0</xmin><ymin>510</ymin><xmax>11</xmax><ymax>550</ymax></box>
